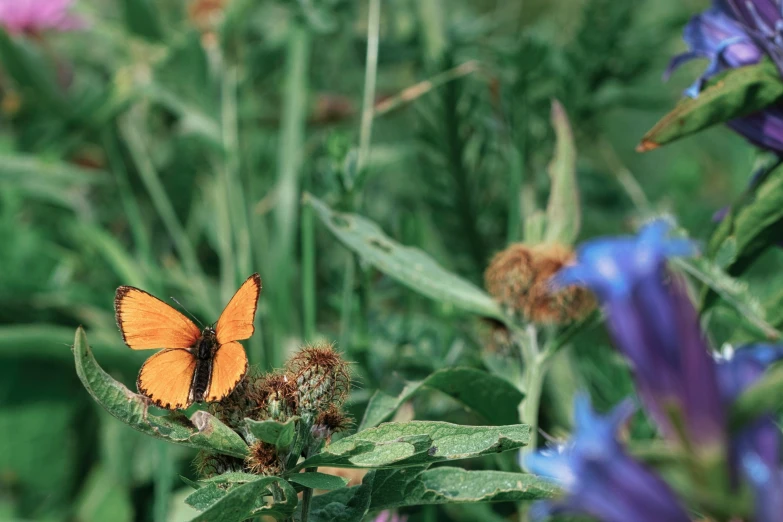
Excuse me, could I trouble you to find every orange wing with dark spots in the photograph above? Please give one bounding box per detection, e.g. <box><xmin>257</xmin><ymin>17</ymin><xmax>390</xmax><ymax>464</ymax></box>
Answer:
<box><xmin>215</xmin><ymin>273</ymin><xmax>261</xmax><ymax>344</ymax></box>
<box><xmin>206</xmin><ymin>341</ymin><xmax>248</xmax><ymax>402</ymax></box>
<box><xmin>115</xmin><ymin>286</ymin><xmax>200</xmax><ymax>350</ymax></box>
<box><xmin>136</xmin><ymin>348</ymin><xmax>197</xmax><ymax>409</ymax></box>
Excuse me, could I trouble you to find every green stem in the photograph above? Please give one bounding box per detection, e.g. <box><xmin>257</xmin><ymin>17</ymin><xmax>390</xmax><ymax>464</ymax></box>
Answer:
<box><xmin>271</xmin><ymin>21</ymin><xmax>311</xmax><ymax>366</ymax></box>
<box><xmin>118</xmin><ymin>114</ymin><xmax>214</xmax><ymax>316</ymax></box>
<box><xmin>302</xmin><ymin>174</ymin><xmax>316</xmax><ymax>342</ymax></box>
<box><xmin>299</xmin><ymin>465</ymin><xmax>317</xmax><ymax>522</ymax></box>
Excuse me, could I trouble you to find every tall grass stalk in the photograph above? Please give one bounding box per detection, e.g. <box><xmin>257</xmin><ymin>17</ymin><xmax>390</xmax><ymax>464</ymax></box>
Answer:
<box><xmin>270</xmin><ymin>21</ymin><xmax>311</xmax><ymax>366</ymax></box>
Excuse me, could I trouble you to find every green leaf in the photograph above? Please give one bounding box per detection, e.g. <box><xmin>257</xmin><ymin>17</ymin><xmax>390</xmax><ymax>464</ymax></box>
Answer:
<box><xmin>72</xmin><ymin>327</ymin><xmax>249</xmax><ymax>458</ymax></box>
<box><xmin>287</xmin><ymin>472</ymin><xmax>349</xmax><ymax>491</ymax></box>
<box><xmin>304</xmin><ymin>474</ymin><xmax>375</xmax><ymax>522</ymax></box>
<box><xmin>305</xmin><ymin>194</ymin><xmax>504</xmax><ymax>320</ymax></box>
<box><xmin>308</xmin><ymin>467</ymin><xmax>558</xmax><ymax>516</ymax></box>
<box><xmin>294</xmin><ymin>421</ymin><xmax>530</xmax><ymax>470</ymax></box>
<box><xmin>730</xmin><ymin>363</ymin><xmax>783</xmax><ymax>429</ymax></box>
<box><xmin>0</xmin><ymin>153</ymin><xmax>107</xmax><ymax>209</ymax></box>
<box><xmin>0</xmin><ymin>31</ymin><xmax>67</xmax><ymax>113</ymax></box>
<box><xmin>544</xmin><ymin>100</ymin><xmax>580</xmax><ymax>246</ymax></box>
<box><xmin>673</xmin><ymin>257</ymin><xmax>780</xmax><ymax>340</ymax></box>
<box><xmin>705</xmin><ymin>162</ymin><xmax>783</xmax><ymax>293</ymax></box>
<box><xmin>75</xmin><ymin>466</ymin><xmax>134</xmax><ymax>522</ymax></box>
<box><xmin>186</xmin><ymin>476</ymin><xmax>297</xmax><ymax>522</ymax></box>
<box><xmin>638</xmin><ymin>60</ymin><xmax>783</xmax><ymax>151</ymax></box>
<box><xmin>245</xmin><ymin>416</ymin><xmax>298</xmax><ymax>449</ymax></box>
<box><xmin>121</xmin><ymin>0</ymin><xmax>164</xmax><ymax>41</ymax></box>
<box><xmin>359</xmin><ymin>367</ymin><xmax>524</xmax><ymax>431</ymax></box>
<box><xmin>370</xmin><ymin>467</ymin><xmax>558</xmax><ymax>509</ymax></box>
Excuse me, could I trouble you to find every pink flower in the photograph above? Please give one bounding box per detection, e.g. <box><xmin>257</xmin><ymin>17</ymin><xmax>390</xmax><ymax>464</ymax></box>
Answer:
<box><xmin>0</xmin><ymin>0</ymin><xmax>86</xmax><ymax>35</ymax></box>
<box><xmin>374</xmin><ymin>511</ymin><xmax>408</xmax><ymax>522</ymax></box>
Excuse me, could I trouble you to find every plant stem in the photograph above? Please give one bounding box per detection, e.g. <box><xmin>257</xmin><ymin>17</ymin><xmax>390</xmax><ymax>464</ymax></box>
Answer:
<box><xmin>299</xmin><ymin>465</ymin><xmax>317</xmax><ymax>522</ymax></box>
<box><xmin>271</xmin><ymin>21</ymin><xmax>311</xmax><ymax>366</ymax></box>
<box><xmin>302</xmin><ymin>174</ymin><xmax>316</xmax><ymax>342</ymax></box>
<box><xmin>356</xmin><ymin>0</ymin><xmax>381</xmax><ymax>176</ymax></box>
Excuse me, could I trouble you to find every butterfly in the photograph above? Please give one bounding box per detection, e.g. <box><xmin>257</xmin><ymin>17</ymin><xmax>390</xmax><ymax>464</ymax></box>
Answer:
<box><xmin>114</xmin><ymin>273</ymin><xmax>261</xmax><ymax>410</ymax></box>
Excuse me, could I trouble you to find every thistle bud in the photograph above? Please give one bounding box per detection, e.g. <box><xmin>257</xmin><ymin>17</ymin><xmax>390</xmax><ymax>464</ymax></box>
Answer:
<box><xmin>484</xmin><ymin>243</ymin><xmax>595</xmax><ymax>324</ymax></box>
<box><xmin>311</xmin><ymin>405</ymin><xmax>352</xmax><ymax>443</ymax></box>
<box><xmin>245</xmin><ymin>441</ymin><xmax>283</xmax><ymax>476</ymax></box>
<box><xmin>194</xmin><ymin>450</ymin><xmax>244</xmax><ymax>479</ymax></box>
<box><xmin>246</xmin><ymin>371</ymin><xmax>296</xmax><ymax>421</ymax></box>
<box><xmin>285</xmin><ymin>343</ymin><xmax>351</xmax><ymax>414</ymax></box>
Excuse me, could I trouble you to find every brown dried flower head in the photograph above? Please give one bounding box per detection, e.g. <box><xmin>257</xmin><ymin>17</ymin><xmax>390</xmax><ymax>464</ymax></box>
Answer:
<box><xmin>485</xmin><ymin>242</ymin><xmax>595</xmax><ymax>324</ymax></box>
<box><xmin>245</xmin><ymin>441</ymin><xmax>283</xmax><ymax>476</ymax></box>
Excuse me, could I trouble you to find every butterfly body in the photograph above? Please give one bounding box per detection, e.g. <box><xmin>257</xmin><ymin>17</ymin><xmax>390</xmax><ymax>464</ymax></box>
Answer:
<box><xmin>117</xmin><ymin>274</ymin><xmax>261</xmax><ymax>410</ymax></box>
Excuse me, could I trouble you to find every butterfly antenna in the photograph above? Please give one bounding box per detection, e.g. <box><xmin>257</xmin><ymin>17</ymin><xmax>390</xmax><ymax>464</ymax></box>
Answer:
<box><xmin>170</xmin><ymin>297</ymin><xmax>204</xmax><ymax>328</ymax></box>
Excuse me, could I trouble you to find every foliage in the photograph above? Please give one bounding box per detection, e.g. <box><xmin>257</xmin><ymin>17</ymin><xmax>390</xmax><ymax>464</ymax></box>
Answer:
<box><xmin>3</xmin><ymin>0</ymin><xmax>783</xmax><ymax>521</ymax></box>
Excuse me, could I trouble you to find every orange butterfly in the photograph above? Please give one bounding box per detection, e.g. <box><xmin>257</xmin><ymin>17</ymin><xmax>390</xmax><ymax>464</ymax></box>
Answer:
<box><xmin>114</xmin><ymin>274</ymin><xmax>261</xmax><ymax>410</ymax></box>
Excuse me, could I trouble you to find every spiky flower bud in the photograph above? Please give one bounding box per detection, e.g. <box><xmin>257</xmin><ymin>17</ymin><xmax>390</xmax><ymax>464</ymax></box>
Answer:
<box><xmin>484</xmin><ymin>243</ymin><xmax>595</xmax><ymax>324</ymax></box>
<box><xmin>246</xmin><ymin>371</ymin><xmax>296</xmax><ymax>421</ymax></box>
<box><xmin>245</xmin><ymin>441</ymin><xmax>283</xmax><ymax>476</ymax></box>
<box><xmin>311</xmin><ymin>404</ymin><xmax>352</xmax><ymax>443</ymax></box>
<box><xmin>285</xmin><ymin>343</ymin><xmax>351</xmax><ymax>414</ymax></box>
<box><xmin>194</xmin><ymin>450</ymin><xmax>245</xmax><ymax>479</ymax></box>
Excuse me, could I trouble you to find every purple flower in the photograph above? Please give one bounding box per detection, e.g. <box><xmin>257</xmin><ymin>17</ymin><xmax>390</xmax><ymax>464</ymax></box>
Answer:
<box><xmin>523</xmin><ymin>394</ymin><xmax>690</xmax><ymax>522</ymax></box>
<box><xmin>0</xmin><ymin>0</ymin><xmax>86</xmax><ymax>35</ymax></box>
<box><xmin>722</xmin><ymin>0</ymin><xmax>783</xmax><ymax>74</ymax></box>
<box><xmin>668</xmin><ymin>2</ymin><xmax>783</xmax><ymax>153</ymax></box>
<box><xmin>553</xmin><ymin>220</ymin><xmax>726</xmax><ymax>450</ymax></box>
<box><xmin>715</xmin><ymin>344</ymin><xmax>783</xmax><ymax>522</ymax></box>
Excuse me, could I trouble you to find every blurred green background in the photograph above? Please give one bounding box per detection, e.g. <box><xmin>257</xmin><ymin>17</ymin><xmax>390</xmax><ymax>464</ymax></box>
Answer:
<box><xmin>0</xmin><ymin>0</ymin><xmax>776</xmax><ymax>520</ymax></box>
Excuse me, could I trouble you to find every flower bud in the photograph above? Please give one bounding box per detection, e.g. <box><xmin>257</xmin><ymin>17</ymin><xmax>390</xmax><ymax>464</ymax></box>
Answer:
<box><xmin>194</xmin><ymin>450</ymin><xmax>244</xmax><ymax>479</ymax></box>
<box><xmin>245</xmin><ymin>441</ymin><xmax>283</xmax><ymax>476</ymax></box>
<box><xmin>285</xmin><ymin>343</ymin><xmax>351</xmax><ymax>414</ymax></box>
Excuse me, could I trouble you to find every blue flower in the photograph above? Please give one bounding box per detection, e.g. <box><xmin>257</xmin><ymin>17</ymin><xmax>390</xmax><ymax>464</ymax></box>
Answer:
<box><xmin>668</xmin><ymin>1</ymin><xmax>783</xmax><ymax>153</ymax></box>
<box><xmin>554</xmin><ymin>220</ymin><xmax>726</xmax><ymax>449</ymax></box>
<box><xmin>716</xmin><ymin>344</ymin><xmax>783</xmax><ymax>522</ymax></box>
<box><xmin>523</xmin><ymin>394</ymin><xmax>690</xmax><ymax>522</ymax></box>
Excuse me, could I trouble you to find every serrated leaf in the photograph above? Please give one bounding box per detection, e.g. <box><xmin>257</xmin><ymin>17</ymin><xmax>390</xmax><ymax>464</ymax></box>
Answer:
<box><xmin>245</xmin><ymin>417</ymin><xmax>298</xmax><ymax>449</ymax></box>
<box><xmin>673</xmin><ymin>257</ymin><xmax>779</xmax><ymax>340</ymax></box>
<box><xmin>186</xmin><ymin>476</ymin><xmax>296</xmax><ymax>522</ymax></box>
<box><xmin>639</xmin><ymin>59</ymin><xmax>783</xmax><ymax>151</ymax></box>
<box><xmin>544</xmin><ymin>100</ymin><xmax>580</xmax><ymax>246</ymax></box>
<box><xmin>287</xmin><ymin>472</ymin><xmax>349</xmax><ymax>491</ymax></box>
<box><xmin>305</xmin><ymin>194</ymin><xmax>504</xmax><ymax>320</ymax></box>
<box><xmin>72</xmin><ymin>327</ymin><xmax>248</xmax><ymax>458</ymax></box>
<box><xmin>359</xmin><ymin>367</ymin><xmax>524</xmax><ymax>431</ymax></box>
<box><xmin>294</xmin><ymin>421</ymin><xmax>529</xmax><ymax>471</ymax></box>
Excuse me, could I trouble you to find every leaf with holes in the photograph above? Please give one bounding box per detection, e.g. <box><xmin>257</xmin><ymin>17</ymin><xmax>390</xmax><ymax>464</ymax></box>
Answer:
<box><xmin>293</xmin><ymin>421</ymin><xmax>529</xmax><ymax>471</ymax></box>
<box><xmin>73</xmin><ymin>327</ymin><xmax>248</xmax><ymax>458</ymax></box>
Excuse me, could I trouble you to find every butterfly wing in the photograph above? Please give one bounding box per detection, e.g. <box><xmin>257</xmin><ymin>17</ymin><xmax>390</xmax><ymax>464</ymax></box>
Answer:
<box><xmin>137</xmin><ymin>348</ymin><xmax>197</xmax><ymax>409</ymax></box>
<box><xmin>115</xmin><ymin>286</ymin><xmax>201</xmax><ymax>350</ymax></box>
<box><xmin>206</xmin><ymin>341</ymin><xmax>248</xmax><ymax>402</ymax></box>
<box><xmin>215</xmin><ymin>273</ymin><xmax>261</xmax><ymax>344</ymax></box>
